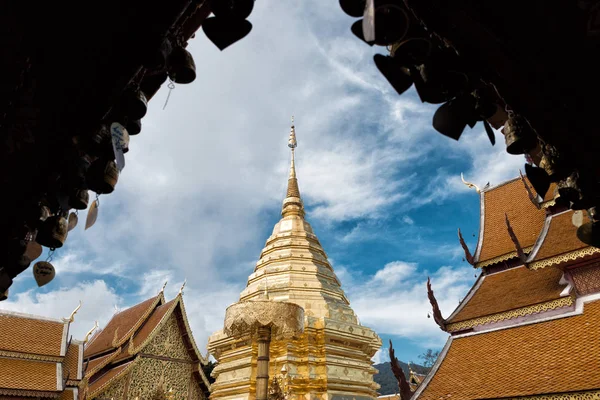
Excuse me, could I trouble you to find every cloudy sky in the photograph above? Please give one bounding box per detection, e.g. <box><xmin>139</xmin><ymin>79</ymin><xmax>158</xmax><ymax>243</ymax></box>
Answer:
<box><xmin>2</xmin><ymin>0</ymin><xmax>525</xmax><ymax>365</ymax></box>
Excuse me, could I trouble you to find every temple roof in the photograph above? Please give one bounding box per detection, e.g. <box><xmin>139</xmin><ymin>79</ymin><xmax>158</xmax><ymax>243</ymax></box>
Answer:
<box><xmin>416</xmin><ymin>299</ymin><xmax>600</xmax><ymax>399</ymax></box>
<box><xmin>0</xmin><ymin>310</ymin><xmax>68</xmax><ymax>357</ymax></box>
<box><xmin>64</xmin><ymin>341</ymin><xmax>83</xmax><ymax>383</ymax></box>
<box><xmin>84</xmin><ymin>292</ymin><xmax>210</xmax><ymax>397</ymax></box>
<box><xmin>474</xmin><ymin>177</ymin><xmax>547</xmax><ymax>267</ymax></box>
<box><xmin>528</xmin><ymin>210</ymin><xmax>597</xmax><ymax>269</ymax></box>
<box><xmin>84</xmin><ymin>293</ymin><xmax>164</xmax><ymax>357</ymax></box>
<box><xmin>446</xmin><ymin>265</ymin><xmax>567</xmax><ymax>325</ymax></box>
<box><xmin>0</xmin><ymin>357</ymin><xmax>59</xmax><ymax>392</ymax></box>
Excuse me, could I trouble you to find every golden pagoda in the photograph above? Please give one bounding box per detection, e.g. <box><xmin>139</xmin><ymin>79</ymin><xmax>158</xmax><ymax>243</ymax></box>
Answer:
<box><xmin>81</xmin><ymin>283</ymin><xmax>210</xmax><ymax>399</ymax></box>
<box><xmin>409</xmin><ymin>176</ymin><xmax>600</xmax><ymax>399</ymax></box>
<box><xmin>208</xmin><ymin>119</ymin><xmax>382</xmax><ymax>400</ymax></box>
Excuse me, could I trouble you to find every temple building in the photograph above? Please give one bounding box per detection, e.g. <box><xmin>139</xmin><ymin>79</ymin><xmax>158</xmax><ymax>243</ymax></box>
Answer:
<box><xmin>413</xmin><ymin>176</ymin><xmax>600</xmax><ymax>399</ymax></box>
<box><xmin>0</xmin><ymin>304</ymin><xmax>85</xmax><ymax>399</ymax></box>
<box><xmin>81</xmin><ymin>285</ymin><xmax>210</xmax><ymax>399</ymax></box>
<box><xmin>208</xmin><ymin>121</ymin><xmax>382</xmax><ymax>400</ymax></box>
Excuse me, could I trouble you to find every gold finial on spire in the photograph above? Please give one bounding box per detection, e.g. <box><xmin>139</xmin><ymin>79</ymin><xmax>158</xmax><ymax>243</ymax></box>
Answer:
<box><xmin>282</xmin><ymin>116</ymin><xmax>304</xmax><ymax>218</ymax></box>
<box><xmin>83</xmin><ymin>321</ymin><xmax>99</xmax><ymax>343</ymax></box>
<box><xmin>63</xmin><ymin>301</ymin><xmax>82</xmax><ymax>323</ymax></box>
<box><xmin>288</xmin><ymin>116</ymin><xmax>297</xmax><ymax>150</ymax></box>
<box><xmin>179</xmin><ymin>279</ymin><xmax>187</xmax><ymax>295</ymax></box>
<box><xmin>160</xmin><ymin>280</ymin><xmax>168</xmax><ymax>294</ymax></box>
<box><xmin>461</xmin><ymin>173</ymin><xmax>481</xmax><ymax>193</ymax></box>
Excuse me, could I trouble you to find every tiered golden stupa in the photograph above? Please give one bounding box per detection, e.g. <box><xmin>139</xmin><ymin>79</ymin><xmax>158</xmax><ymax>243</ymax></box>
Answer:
<box><xmin>0</xmin><ymin>303</ymin><xmax>86</xmax><ymax>399</ymax></box>
<box><xmin>208</xmin><ymin>119</ymin><xmax>382</xmax><ymax>400</ymax></box>
<box><xmin>81</xmin><ymin>284</ymin><xmax>210</xmax><ymax>399</ymax></box>
<box><xmin>411</xmin><ymin>176</ymin><xmax>600</xmax><ymax>399</ymax></box>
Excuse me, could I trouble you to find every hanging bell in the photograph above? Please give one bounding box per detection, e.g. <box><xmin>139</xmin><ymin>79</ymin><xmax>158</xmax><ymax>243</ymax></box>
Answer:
<box><xmin>168</xmin><ymin>47</ymin><xmax>197</xmax><ymax>84</ymax></box>
<box><xmin>503</xmin><ymin>114</ymin><xmax>538</xmax><ymax>155</ymax></box>
<box><xmin>211</xmin><ymin>0</ymin><xmax>255</xmax><ymax>20</ymax></box>
<box><xmin>127</xmin><ymin>119</ymin><xmax>141</xmax><ymax>136</ymax></box>
<box><xmin>89</xmin><ymin>125</ymin><xmax>114</xmax><ymax>159</ymax></box>
<box><xmin>373</xmin><ymin>54</ymin><xmax>413</xmax><ymax>96</ymax></box>
<box><xmin>339</xmin><ymin>0</ymin><xmax>365</xmax><ymax>17</ymax></box>
<box><xmin>24</xmin><ymin>241</ymin><xmax>43</xmax><ymax>261</ymax></box>
<box><xmin>524</xmin><ymin>163</ymin><xmax>551</xmax><ymax>199</ymax></box>
<box><xmin>69</xmin><ymin>189</ymin><xmax>89</xmax><ymax>210</ymax></box>
<box><xmin>33</xmin><ymin>261</ymin><xmax>56</xmax><ymax>287</ymax></box>
<box><xmin>371</xmin><ymin>2</ymin><xmax>410</xmax><ymax>46</ymax></box>
<box><xmin>120</xmin><ymin>88</ymin><xmax>148</xmax><ymax>120</ymax></box>
<box><xmin>35</xmin><ymin>215</ymin><xmax>68</xmax><ymax>249</ymax></box>
<box><xmin>6</xmin><ymin>255</ymin><xmax>32</xmax><ymax>278</ymax></box>
<box><xmin>432</xmin><ymin>95</ymin><xmax>477</xmax><ymax>140</ymax></box>
<box><xmin>0</xmin><ymin>289</ymin><xmax>7</xmax><ymax>301</ymax></box>
<box><xmin>350</xmin><ymin>20</ymin><xmax>371</xmax><ymax>46</ymax></box>
<box><xmin>144</xmin><ymin>37</ymin><xmax>173</xmax><ymax>70</ymax></box>
<box><xmin>140</xmin><ymin>72</ymin><xmax>168</xmax><ymax>98</ymax></box>
<box><xmin>87</xmin><ymin>159</ymin><xmax>119</xmax><ymax>195</ymax></box>
<box><xmin>577</xmin><ymin>220</ymin><xmax>600</xmax><ymax>248</ymax></box>
<box><xmin>202</xmin><ymin>17</ymin><xmax>253</xmax><ymax>51</ymax></box>
<box><xmin>557</xmin><ymin>172</ymin><xmax>581</xmax><ymax>205</ymax></box>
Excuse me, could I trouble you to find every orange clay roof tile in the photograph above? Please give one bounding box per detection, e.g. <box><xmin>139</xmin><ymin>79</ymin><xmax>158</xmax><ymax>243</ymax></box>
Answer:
<box><xmin>84</xmin><ymin>295</ymin><xmax>161</xmax><ymax>357</ymax></box>
<box><xmin>477</xmin><ymin>178</ymin><xmax>547</xmax><ymax>264</ymax></box>
<box><xmin>419</xmin><ymin>299</ymin><xmax>600</xmax><ymax>399</ymax></box>
<box><xmin>59</xmin><ymin>387</ymin><xmax>77</xmax><ymax>400</ymax></box>
<box><xmin>533</xmin><ymin>211</ymin><xmax>590</xmax><ymax>262</ymax></box>
<box><xmin>87</xmin><ymin>361</ymin><xmax>134</xmax><ymax>398</ymax></box>
<box><xmin>0</xmin><ymin>312</ymin><xmax>66</xmax><ymax>357</ymax></box>
<box><xmin>64</xmin><ymin>342</ymin><xmax>82</xmax><ymax>382</ymax></box>
<box><xmin>448</xmin><ymin>265</ymin><xmax>566</xmax><ymax>323</ymax></box>
<box><xmin>0</xmin><ymin>358</ymin><xmax>58</xmax><ymax>391</ymax></box>
<box><xmin>84</xmin><ymin>348</ymin><xmax>120</xmax><ymax>378</ymax></box>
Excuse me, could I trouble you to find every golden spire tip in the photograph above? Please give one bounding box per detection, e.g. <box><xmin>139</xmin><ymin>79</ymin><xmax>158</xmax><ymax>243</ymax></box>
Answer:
<box><xmin>179</xmin><ymin>279</ymin><xmax>187</xmax><ymax>295</ymax></box>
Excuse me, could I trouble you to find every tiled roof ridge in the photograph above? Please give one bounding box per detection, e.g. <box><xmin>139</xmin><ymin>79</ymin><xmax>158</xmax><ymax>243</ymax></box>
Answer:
<box><xmin>113</xmin><ymin>293</ymin><xmax>165</xmax><ymax>348</ymax></box>
<box><xmin>177</xmin><ymin>295</ymin><xmax>210</xmax><ymax>366</ymax></box>
<box><xmin>526</xmin><ymin>211</ymin><xmax>566</xmax><ymax>263</ymax></box>
<box><xmin>129</xmin><ymin>296</ymin><xmax>180</xmax><ymax>355</ymax></box>
<box><xmin>87</xmin><ymin>359</ymin><xmax>137</xmax><ymax>399</ymax></box>
<box><xmin>446</xmin><ymin>273</ymin><xmax>485</xmax><ymax>322</ymax></box>
<box><xmin>84</xmin><ymin>347</ymin><xmax>122</xmax><ymax>379</ymax></box>
<box><xmin>480</xmin><ymin>176</ymin><xmax>521</xmax><ymax>193</ymax></box>
<box><xmin>0</xmin><ymin>308</ymin><xmax>67</xmax><ymax>324</ymax></box>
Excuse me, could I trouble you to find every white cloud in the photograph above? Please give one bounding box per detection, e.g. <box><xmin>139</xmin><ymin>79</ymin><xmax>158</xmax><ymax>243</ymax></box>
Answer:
<box><xmin>402</xmin><ymin>215</ymin><xmax>414</xmax><ymax>225</ymax></box>
<box><xmin>0</xmin><ymin>280</ymin><xmax>121</xmax><ymax>340</ymax></box>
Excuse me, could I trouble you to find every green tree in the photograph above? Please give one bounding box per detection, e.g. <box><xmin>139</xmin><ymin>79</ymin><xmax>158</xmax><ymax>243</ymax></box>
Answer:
<box><xmin>418</xmin><ymin>349</ymin><xmax>440</xmax><ymax>368</ymax></box>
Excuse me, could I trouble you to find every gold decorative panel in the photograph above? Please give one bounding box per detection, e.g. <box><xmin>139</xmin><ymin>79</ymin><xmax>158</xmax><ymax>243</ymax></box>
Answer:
<box><xmin>127</xmin><ymin>356</ymin><xmax>192</xmax><ymax>400</ymax></box>
<box><xmin>144</xmin><ymin>314</ymin><xmax>191</xmax><ymax>361</ymax></box>
<box><xmin>446</xmin><ymin>297</ymin><xmax>574</xmax><ymax>332</ymax></box>
<box><xmin>100</xmin><ymin>372</ymin><xmax>128</xmax><ymax>400</ymax></box>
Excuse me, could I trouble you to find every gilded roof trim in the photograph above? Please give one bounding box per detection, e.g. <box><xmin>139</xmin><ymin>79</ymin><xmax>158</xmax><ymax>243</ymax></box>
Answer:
<box><xmin>446</xmin><ymin>296</ymin><xmax>574</xmax><ymax>332</ymax></box>
<box><xmin>502</xmin><ymin>389</ymin><xmax>600</xmax><ymax>399</ymax></box>
<box><xmin>130</xmin><ymin>296</ymin><xmax>180</xmax><ymax>355</ymax></box>
<box><xmin>84</xmin><ymin>348</ymin><xmax>122</xmax><ymax>378</ymax></box>
<box><xmin>87</xmin><ymin>359</ymin><xmax>136</xmax><ymax>399</ymax></box>
<box><xmin>446</xmin><ymin>273</ymin><xmax>485</xmax><ymax>322</ymax></box>
<box><xmin>177</xmin><ymin>296</ymin><xmax>210</xmax><ymax>366</ymax></box>
<box><xmin>114</xmin><ymin>293</ymin><xmax>164</xmax><ymax>348</ymax></box>
<box><xmin>541</xmin><ymin>198</ymin><xmax>556</xmax><ymax>209</ymax></box>
<box><xmin>474</xmin><ymin>191</ymin><xmax>485</xmax><ymax>262</ymax></box>
<box><xmin>412</xmin><ymin>337</ymin><xmax>453</xmax><ymax>400</ymax></box>
<box><xmin>0</xmin><ymin>387</ymin><xmax>60</xmax><ymax>398</ymax></box>
<box><xmin>530</xmin><ymin>247</ymin><xmax>600</xmax><ymax>270</ymax></box>
<box><xmin>475</xmin><ymin>246</ymin><xmax>534</xmax><ymax>268</ymax></box>
<box><xmin>0</xmin><ymin>349</ymin><xmax>62</xmax><ymax>362</ymax></box>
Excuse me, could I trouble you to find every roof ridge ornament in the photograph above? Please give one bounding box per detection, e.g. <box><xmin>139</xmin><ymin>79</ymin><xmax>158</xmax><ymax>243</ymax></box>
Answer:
<box><xmin>461</xmin><ymin>173</ymin><xmax>481</xmax><ymax>193</ymax></box>
<box><xmin>160</xmin><ymin>280</ymin><xmax>168</xmax><ymax>294</ymax></box>
<box><xmin>427</xmin><ymin>277</ymin><xmax>446</xmax><ymax>331</ymax></box>
<box><xmin>505</xmin><ymin>213</ymin><xmax>529</xmax><ymax>266</ymax></box>
<box><xmin>179</xmin><ymin>279</ymin><xmax>187</xmax><ymax>295</ymax></box>
<box><xmin>458</xmin><ymin>228</ymin><xmax>475</xmax><ymax>266</ymax></box>
<box><xmin>519</xmin><ymin>170</ymin><xmax>542</xmax><ymax>209</ymax></box>
<box><xmin>63</xmin><ymin>300</ymin><xmax>82</xmax><ymax>323</ymax></box>
<box><xmin>389</xmin><ymin>340</ymin><xmax>414</xmax><ymax>400</ymax></box>
<box><xmin>83</xmin><ymin>321</ymin><xmax>99</xmax><ymax>343</ymax></box>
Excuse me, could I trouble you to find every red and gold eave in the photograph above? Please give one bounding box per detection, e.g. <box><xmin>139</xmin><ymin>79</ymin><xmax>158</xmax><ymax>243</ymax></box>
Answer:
<box><xmin>81</xmin><ymin>291</ymin><xmax>210</xmax><ymax>399</ymax></box>
<box><xmin>0</xmin><ymin>309</ymin><xmax>84</xmax><ymax>398</ymax></box>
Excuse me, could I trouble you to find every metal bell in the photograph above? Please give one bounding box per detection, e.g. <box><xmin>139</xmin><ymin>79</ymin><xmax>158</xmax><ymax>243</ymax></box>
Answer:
<box><xmin>35</xmin><ymin>215</ymin><xmax>68</xmax><ymax>249</ymax></box>
<box><xmin>144</xmin><ymin>37</ymin><xmax>173</xmax><ymax>70</ymax></box>
<box><xmin>127</xmin><ymin>119</ymin><xmax>141</xmax><ymax>136</ymax></box>
<box><xmin>69</xmin><ymin>189</ymin><xmax>89</xmax><ymax>210</ymax></box>
<box><xmin>33</xmin><ymin>261</ymin><xmax>56</xmax><ymax>287</ymax></box>
<box><xmin>351</xmin><ymin>20</ymin><xmax>371</xmax><ymax>46</ymax></box>
<box><xmin>211</xmin><ymin>0</ymin><xmax>255</xmax><ymax>20</ymax></box>
<box><xmin>6</xmin><ymin>255</ymin><xmax>32</xmax><ymax>278</ymax></box>
<box><xmin>432</xmin><ymin>95</ymin><xmax>477</xmax><ymax>140</ymax></box>
<box><xmin>168</xmin><ymin>47</ymin><xmax>197</xmax><ymax>84</ymax></box>
<box><xmin>373</xmin><ymin>54</ymin><xmax>413</xmax><ymax>96</ymax></box>
<box><xmin>89</xmin><ymin>125</ymin><xmax>114</xmax><ymax>159</ymax></box>
<box><xmin>371</xmin><ymin>3</ymin><xmax>410</xmax><ymax>46</ymax></box>
<box><xmin>524</xmin><ymin>163</ymin><xmax>551</xmax><ymax>199</ymax></box>
<box><xmin>87</xmin><ymin>159</ymin><xmax>119</xmax><ymax>195</ymax></box>
<box><xmin>339</xmin><ymin>0</ymin><xmax>365</xmax><ymax>17</ymax></box>
<box><xmin>577</xmin><ymin>221</ymin><xmax>600</xmax><ymax>248</ymax></box>
<box><xmin>140</xmin><ymin>72</ymin><xmax>168</xmax><ymax>98</ymax></box>
<box><xmin>121</xmin><ymin>89</ymin><xmax>148</xmax><ymax>120</ymax></box>
<box><xmin>504</xmin><ymin>114</ymin><xmax>537</xmax><ymax>155</ymax></box>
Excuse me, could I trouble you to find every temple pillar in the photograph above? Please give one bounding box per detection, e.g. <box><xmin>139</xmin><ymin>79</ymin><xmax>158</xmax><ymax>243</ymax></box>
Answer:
<box><xmin>256</xmin><ymin>325</ymin><xmax>272</xmax><ymax>400</ymax></box>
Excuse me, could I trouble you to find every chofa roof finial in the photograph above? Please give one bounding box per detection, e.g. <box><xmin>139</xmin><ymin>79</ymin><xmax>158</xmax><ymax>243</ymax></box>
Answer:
<box><xmin>63</xmin><ymin>300</ymin><xmax>82</xmax><ymax>323</ymax></box>
<box><xmin>461</xmin><ymin>173</ymin><xmax>481</xmax><ymax>193</ymax></box>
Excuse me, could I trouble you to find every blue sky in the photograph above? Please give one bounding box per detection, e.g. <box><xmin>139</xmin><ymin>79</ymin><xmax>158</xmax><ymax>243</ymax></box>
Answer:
<box><xmin>1</xmin><ymin>0</ymin><xmax>525</xmax><ymax>365</ymax></box>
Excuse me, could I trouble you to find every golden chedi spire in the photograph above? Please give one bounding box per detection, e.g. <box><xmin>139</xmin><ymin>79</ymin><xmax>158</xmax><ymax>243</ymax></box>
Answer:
<box><xmin>282</xmin><ymin>116</ymin><xmax>304</xmax><ymax>218</ymax></box>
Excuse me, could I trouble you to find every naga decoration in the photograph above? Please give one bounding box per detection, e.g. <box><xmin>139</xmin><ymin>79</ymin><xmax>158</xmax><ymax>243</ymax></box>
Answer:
<box><xmin>519</xmin><ymin>170</ymin><xmax>541</xmax><ymax>209</ymax></box>
<box><xmin>63</xmin><ymin>300</ymin><xmax>82</xmax><ymax>323</ymax></box>
<box><xmin>460</xmin><ymin>173</ymin><xmax>481</xmax><ymax>193</ymax></box>
<box><xmin>505</xmin><ymin>213</ymin><xmax>528</xmax><ymax>265</ymax></box>
<box><xmin>427</xmin><ymin>277</ymin><xmax>446</xmax><ymax>331</ymax></box>
<box><xmin>389</xmin><ymin>340</ymin><xmax>414</xmax><ymax>400</ymax></box>
<box><xmin>458</xmin><ymin>228</ymin><xmax>475</xmax><ymax>265</ymax></box>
